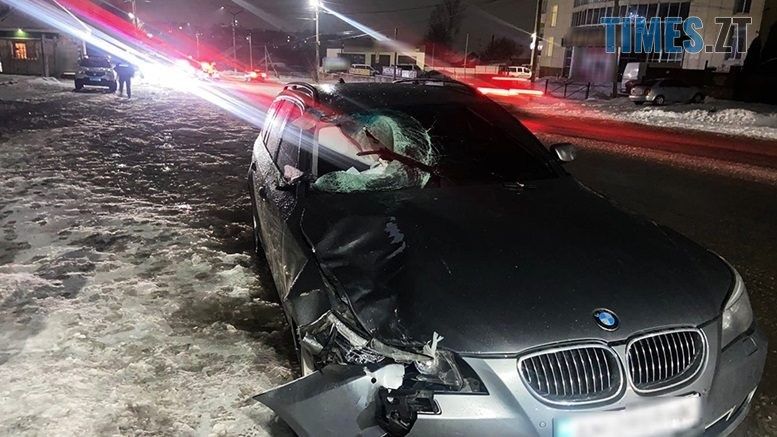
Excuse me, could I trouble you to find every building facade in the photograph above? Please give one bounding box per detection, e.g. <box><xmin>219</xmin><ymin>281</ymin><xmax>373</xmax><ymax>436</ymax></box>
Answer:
<box><xmin>0</xmin><ymin>4</ymin><xmax>83</xmax><ymax>77</ymax></box>
<box><xmin>539</xmin><ymin>0</ymin><xmax>767</xmax><ymax>81</ymax></box>
<box><xmin>326</xmin><ymin>39</ymin><xmax>427</xmax><ymax>70</ymax></box>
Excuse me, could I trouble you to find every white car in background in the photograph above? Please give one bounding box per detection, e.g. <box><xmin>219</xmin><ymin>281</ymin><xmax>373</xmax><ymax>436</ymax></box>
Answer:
<box><xmin>629</xmin><ymin>78</ymin><xmax>705</xmax><ymax>106</ymax></box>
<box><xmin>507</xmin><ymin>66</ymin><xmax>531</xmax><ymax>79</ymax></box>
<box><xmin>74</xmin><ymin>56</ymin><xmax>117</xmax><ymax>92</ymax></box>
<box><xmin>349</xmin><ymin>64</ymin><xmax>380</xmax><ymax>76</ymax></box>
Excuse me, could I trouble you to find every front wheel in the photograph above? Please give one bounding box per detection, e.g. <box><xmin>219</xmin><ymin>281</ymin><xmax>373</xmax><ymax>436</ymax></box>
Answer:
<box><xmin>74</xmin><ymin>80</ymin><xmax>83</xmax><ymax>90</ymax></box>
<box><xmin>108</xmin><ymin>82</ymin><xmax>117</xmax><ymax>93</ymax></box>
<box><xmin>653</xmin><ymin>95</ymin><xmax>665</xmax><ymax>106</ymax></box>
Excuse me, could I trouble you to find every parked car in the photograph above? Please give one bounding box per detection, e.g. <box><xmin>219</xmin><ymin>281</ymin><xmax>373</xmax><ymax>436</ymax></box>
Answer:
<box><xmin>382</xmin><ymin>64</ymin><xmax>423</xmax><ymax>78</ymax></box>
<box><xmin>216</xmin><ymin>69</ymin><xmax>255</xmax><ymax>82</ymax></box>
<box><xmin>249</xmin><ymin>81</ymin><xmax>765</xmax><ymax>437</ymax></box>
<box><xmin>629</xmin><ymin>78</ymin><xmax>705</xmax><ymax>105</ymax></box>
<box><xmin>507</xmin><ymin>65</ymin><xmax>531</xmax><ymax>79</ymax></box>
<box><xmin>248</xmin><ymin>70</ymin><xmax>268</xmax><ymax>81</ymax></box>
<box><xmin>74</xmin><ymin>56</ymin><xmax>117</xmax><ymax>92</ymax></box>
<box><xmin>349</xmin><ymin>64</ymin><xmax>380</xmax><ymax>76</ymax></box>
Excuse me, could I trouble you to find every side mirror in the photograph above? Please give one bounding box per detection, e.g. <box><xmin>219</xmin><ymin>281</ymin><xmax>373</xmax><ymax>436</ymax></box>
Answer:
<box><xmin>550</xmin><ymin>143</ymin><xmax>577</xmax><ymax>163</ymax></box>
<box><xmin>277</xmin><ymin>165</ymin><xmax>311</xmax><ymax>192</ymax></box>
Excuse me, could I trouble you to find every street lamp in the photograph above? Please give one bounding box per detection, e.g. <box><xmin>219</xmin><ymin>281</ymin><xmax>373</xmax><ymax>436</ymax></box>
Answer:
<box><xmin>310</xmin><ymin>0</ymin><xmax>321</xmax><ymax>82</ymax></box>
<box><xmin>195</xmin><ymin>32</ymin><xmax>203</xmax><ymax>59</ymax></box>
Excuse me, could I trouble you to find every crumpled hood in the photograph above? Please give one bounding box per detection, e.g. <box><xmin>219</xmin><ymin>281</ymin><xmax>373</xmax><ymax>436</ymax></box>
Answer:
<box><xmin>300</xmin><ymin>178</ymin><xmax>732</xmax><ymax>355</ymax></box>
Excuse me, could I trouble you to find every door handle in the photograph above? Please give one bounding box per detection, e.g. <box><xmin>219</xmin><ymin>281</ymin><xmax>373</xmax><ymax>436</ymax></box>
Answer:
<box><xmin>257</xmin><ymin>186</ymin><xmax>268</xmax><ymax>200</ymax></box>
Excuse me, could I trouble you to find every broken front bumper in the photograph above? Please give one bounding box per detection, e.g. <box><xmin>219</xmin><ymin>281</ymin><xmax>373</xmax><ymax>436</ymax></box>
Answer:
<box><xmin>255</xmin><ymin>324</ymin><xmax>766</xmax><ymax>437</ymax></box>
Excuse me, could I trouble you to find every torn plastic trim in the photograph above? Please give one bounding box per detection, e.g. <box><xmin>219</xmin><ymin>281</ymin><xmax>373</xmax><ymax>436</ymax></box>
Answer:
<box><xmin>300</xmin><ymin>311</ymin><xmax>432</xmax><ymax>364</ymax></box>
<box><xmin>254</xmin><ymin>364</ymin><xmax>418</xmax><ymax>437</ymax></box>
<box><xmin>377</xmin><ymin>387</ymin><xmax>439</xmax><ymax>436</ymax></box>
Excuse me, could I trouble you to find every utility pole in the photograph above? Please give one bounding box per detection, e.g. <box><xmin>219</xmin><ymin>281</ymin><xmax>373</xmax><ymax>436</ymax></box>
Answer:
<box><xmin>529</xmin><ymin>0</ymin><xmax>543</xmax><ymax>81</ymax></box>
<box><xmin>265</xmin><ymin>45</ymin><xmax>269</xmax><ymax>75</ymax></box>
<box><xmin>611</xmin><ymin>0</ymin><xmax>621</xmax><ymax>97</ymax></box>
<box><xmin>393</xmin><ymin>27</ymin><xmax>398</xmax><ymax>80</ymax></box>
<box><xmin>247</xmin><ymin>33</ymin><xmax>253</xmax><ymax>70</ymax></box>
<box><xmin>463</xmin><ymin>33</ymin><xmax>470</xmax><ymax>75</ymax></box>
<box><xmin>130</xmin><ymin>0</ymin><xmax>138</xmax><ymax>29</ymax></box>
<box><xmin>229</xmin><ymin>9</ymin><xmax>243</xmax><ymax>70</ymax></box>
<box><xmin>311</xmin><ymin>0</ymin><xmax>320</xmax><ymax>82</ymax></box>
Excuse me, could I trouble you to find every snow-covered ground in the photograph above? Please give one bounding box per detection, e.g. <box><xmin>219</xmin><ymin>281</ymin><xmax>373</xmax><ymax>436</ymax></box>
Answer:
<box><xmin>0</xmin><ymin>76</ymin><xmax>73</xmax><ymax>104</ymax></box>
<box><xmin>0</xmin><ymin>75</ymin><xmax>293</xmax><ymax>436</ymax></box>
<box><xmin>516</xmin><ymin>94</ymin><xmax>777</xmax><ymax>141</ymax></box>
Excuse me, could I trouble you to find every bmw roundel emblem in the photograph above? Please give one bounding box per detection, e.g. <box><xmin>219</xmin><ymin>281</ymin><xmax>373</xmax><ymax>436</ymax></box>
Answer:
<box><xmin>593</xmin><ymin>309</ymin><xmax>619</xmax><ymax>331</ymax></box>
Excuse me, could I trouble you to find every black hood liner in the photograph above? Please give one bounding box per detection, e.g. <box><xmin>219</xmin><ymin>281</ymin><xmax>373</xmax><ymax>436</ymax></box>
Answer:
<box><xmin>301</xmin><ymin>178</ymin><xmax>732</xmax><ymax>354</ymax></box>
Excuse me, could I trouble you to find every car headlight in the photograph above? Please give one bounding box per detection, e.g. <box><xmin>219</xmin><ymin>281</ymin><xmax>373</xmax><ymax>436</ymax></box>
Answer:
<box><xmin>721</xmin><ymin>267</ymin><xmax>754</xmax><ymax>347</ymax></box>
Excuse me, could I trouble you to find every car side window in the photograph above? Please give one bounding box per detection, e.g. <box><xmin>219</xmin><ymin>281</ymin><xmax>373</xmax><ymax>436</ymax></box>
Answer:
<box><xmin>275</xmin><ymin>105</ymin><xmax>304</xmax><ymax>179</ymax></box>
<box><xmin>264</xmin><ymin>101</ymin><xmax>292</xmax><ymax>160</ymax></box>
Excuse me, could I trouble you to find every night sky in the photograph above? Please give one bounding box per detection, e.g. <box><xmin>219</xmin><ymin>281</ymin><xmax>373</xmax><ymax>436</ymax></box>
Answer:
<box><xmin>136</xmin><ymin>0</ymin><xmax>537</xmax><ymax>51</ymax></box>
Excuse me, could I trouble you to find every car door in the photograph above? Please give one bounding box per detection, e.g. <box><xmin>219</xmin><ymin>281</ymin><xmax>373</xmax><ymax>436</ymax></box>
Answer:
<box><xmin>253</xmin><ymin>98</ymin><xmax>310</xmax><ymax>298</ymax></box>
<box><xmin>676</xmin><ymin>80</ymin><xmax>694</xmax><ymax>102</ymax></box>
<box><xmin>252</xmin><ymin>99</ymin><xmax>292</xmax><ymax>287</ymax></box>
<box><xmin>663</xmin><ymin>79</ymin><xmax>683</xmax><ymax>102</ymax></box>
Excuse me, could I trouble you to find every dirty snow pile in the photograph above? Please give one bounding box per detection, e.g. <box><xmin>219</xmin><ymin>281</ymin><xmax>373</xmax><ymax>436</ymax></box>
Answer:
<box><xmin>519</xmin><ymin>96</ymin><xmax>777</xmax><ymax>140</ymax></box>
<box><xmin>0</xmin><ymin>82</ymin><xmax>294</xmax><ymax>436</ymax></box>
<box><xmin>0</xmin><ymin>76</ymin><xmax>73</xmax><ymax>104</ymax></box>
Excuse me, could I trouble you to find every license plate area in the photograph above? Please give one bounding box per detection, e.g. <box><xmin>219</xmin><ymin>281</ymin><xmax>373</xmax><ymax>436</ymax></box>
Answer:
<box><xmin>554</xmin><ymin>395</ymin><xmax>701</xmax><ymax>437</ymax></box>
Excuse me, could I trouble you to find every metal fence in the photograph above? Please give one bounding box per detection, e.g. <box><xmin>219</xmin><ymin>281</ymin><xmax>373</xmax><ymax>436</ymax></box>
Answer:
<box><xmin>541</xmin><ymin>79</ymin><xmax>623</xmax><ymax>100</ymax></box>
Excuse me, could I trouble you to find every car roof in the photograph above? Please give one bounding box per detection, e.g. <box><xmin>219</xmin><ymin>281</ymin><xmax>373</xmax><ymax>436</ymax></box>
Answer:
<box><xmin>295</xmin><ymin>82</ymin><xmax>486</xmax><ymax>114</ymax></box>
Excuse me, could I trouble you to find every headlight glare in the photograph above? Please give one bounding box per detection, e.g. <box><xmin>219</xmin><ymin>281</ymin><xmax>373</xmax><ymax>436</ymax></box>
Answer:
<box><xmin>721</xmin><ymin>268</ymin><xmax>754</xmax><ymax>347</ymax></box>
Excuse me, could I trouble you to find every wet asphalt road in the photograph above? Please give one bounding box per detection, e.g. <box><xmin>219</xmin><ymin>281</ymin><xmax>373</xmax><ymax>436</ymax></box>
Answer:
<box><xmin>1</xmin><ymin>82</ymin><xmax>776</xmax><ymax>435</ymax></box>
<box><xmin>549</xmin><ymin>135</ymin><xmax>777</xmax><ymax>436</ymax></box>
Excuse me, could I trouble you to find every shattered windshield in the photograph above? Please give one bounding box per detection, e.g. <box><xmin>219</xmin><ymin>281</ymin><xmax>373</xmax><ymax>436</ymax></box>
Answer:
<box><xmin>312</xmin><ymin>103</ymin><xmax>556</xmax><ymax>193</ymax></box>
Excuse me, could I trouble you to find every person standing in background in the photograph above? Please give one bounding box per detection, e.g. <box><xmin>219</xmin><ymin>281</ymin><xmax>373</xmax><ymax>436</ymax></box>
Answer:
<box><xmin>114</xmin><ymin>61</ymin><xmax>136</xmax><ymax>99</ymax></box>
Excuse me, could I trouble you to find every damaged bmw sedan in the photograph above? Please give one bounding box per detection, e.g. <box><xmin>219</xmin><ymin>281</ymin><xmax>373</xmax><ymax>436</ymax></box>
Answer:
<box><xmin>247</xmin><ymin>81</ymin><xmax>766</xmax><ymax>436</ymax></box>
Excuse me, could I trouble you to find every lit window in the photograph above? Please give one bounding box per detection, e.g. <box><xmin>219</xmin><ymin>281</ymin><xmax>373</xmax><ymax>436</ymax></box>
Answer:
<box><xmin>551</xmin><ymin>4</ymin><xmax>559</xmax><ymax>27</ymax></box>
<box><xmin>546</xmin><ymin>36</ymin><xmax>555</xmax><ymax>57</ymax></box>
<box><xmin>13</xmin><ymin>42</ymin><xmax>28</xmax><ymax>60</ymax></box>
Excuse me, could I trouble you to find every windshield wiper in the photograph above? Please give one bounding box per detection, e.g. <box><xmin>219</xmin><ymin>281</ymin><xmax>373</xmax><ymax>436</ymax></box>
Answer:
<box><xmin>358</xmin><ymin>128</ymin><xmax>438</xmax><ymax>174</ymax></box>
<box><xmin>357</xmin><ymin>147</ymin><xmax>437</xmax><ymax>174</ymax></box>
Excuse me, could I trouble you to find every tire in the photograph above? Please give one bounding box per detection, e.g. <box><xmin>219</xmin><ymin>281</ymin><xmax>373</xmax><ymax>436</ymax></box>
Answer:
<box><xmin>653</xmin><ymin>95</ymin><xmax>665</xmax><ymax>106</ymax></box>
<box><xmin>634</xmin><ymin>102</ymin><xmax>644</xmax><ymax>106</ymax></box>
<box><xmin>74</xmin><ymin>80</ymin><xmax>83</xmax><ymax>91</ymax></box>
<box><xmin>692</xmin><ymin>93</ymin><xmax>705</xmax><ymax>104</ymax></box>
<box><xmin>108</xmin><ymin>82</ymin><xmax>117</xmax><ymax>93</ymax></box>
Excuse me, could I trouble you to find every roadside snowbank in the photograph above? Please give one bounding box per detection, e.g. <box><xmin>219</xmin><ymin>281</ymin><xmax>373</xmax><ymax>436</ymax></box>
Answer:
<box><xmin>517</xmin><ymin>96</ymin><xmax>777</xmax><ymax>141</ymax></box>
<box><xmin>0</xmin><ymin>87</ymin><xmax>293</xmax><ymax>436</ymax></box>
<box><xmin>0</xmin><ymin>75</ymin><xmax>73</xmax><ymax>104</ymax></box>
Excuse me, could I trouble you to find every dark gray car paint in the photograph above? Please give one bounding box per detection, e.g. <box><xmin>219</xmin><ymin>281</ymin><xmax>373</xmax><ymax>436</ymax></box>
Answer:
<box><xmin>298</xmin><ymin>177</ymin><xmax>733</xmax><ymax>355</ymax></box>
